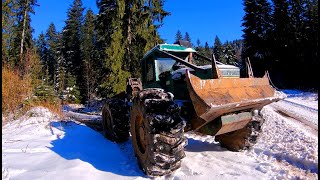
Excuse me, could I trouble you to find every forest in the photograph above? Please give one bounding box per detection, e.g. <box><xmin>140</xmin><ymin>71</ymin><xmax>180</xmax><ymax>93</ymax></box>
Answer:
<box><xmin>2</xmin><ymin>0</ymin><xmax>318</xmax><ymax>115</ymax></box>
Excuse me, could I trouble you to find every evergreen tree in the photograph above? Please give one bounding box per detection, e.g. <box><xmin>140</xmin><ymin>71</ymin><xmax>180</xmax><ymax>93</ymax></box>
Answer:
<box><xmin>96</xmin><ymin>0</ymin><xmax>129</xmax><ymax>97</ymax></box>
<box><xmin>2</xmin><ymin>0</ymin><xmax>18</xmax><ymax>65</ymax></box>
<box><xmin>230</xmin><ymin>39</ymin><xmax>243</xmax><ymax>61</ymax></box>
<box><xmin>55</xmin><ymin>33</ymin><xmax>67</xmax><ymax>100</ymax></box>
<box><xmin>272</xmin><ymin>0</ymin><xmax>290</xmax><ymax>54</ymax></box>
<box><xmin>241</xmin><ymin>0</ymin><xmax>318</xmax><ymax>88</ymax></box>
<box><xmin>81</xmin><ymin>9</ymin><xmax>100</xmax><ymax>103</ymax></box>
<box><xmin>193</xmin><ymin>41</ymin><xmax>211</xmax><ymax>65</ymax></box>
<box><xmin>303</xmin><ymin>0</ymin><xmax>318</xmax><ymax>88</ymax></box>
<box><xmin>122</xmin><ymin>0</ymin><xmax>169</xmax><ymax>77</ymax></box>
<box><xmin>64</xmin><ymin>71</ymin><xmax>81</xmax><ymax>103</ymax></box>
<box><xmin>223</xmin><ymin>42</ymin><xmax>237</xmax><ymax>65</ymax></box>
<box><xmin>242</xmin><ymin>0</ymin><xmax>272</xmax><ymax>76</ymax></box>
<box><xmin>175</xmin><ymin>30</ymin><xmax>182</xmax><ymax>42</ymax></box>
<box><xmin>268</xmin><ymin>0</ymin><xmax>292</xmax><ymax>86</ymax></box>
<box><xmin>285</xmin><ymin>0</ymin><xmax>319</xmax><ymax>88</ymax></box>
<box><xmin>184</xmin><ymin>32</ymin><xmax>191</xmax><ymax>43</ymax></box>
<box><xmin>203</xmin><ymin>42</ymin><xmax>212</xmax><ymax>58</ymax></box>
<box><xmin>96</xmin><ymin>0</ymin><xmax>169</xmax><ymax>97</ymax></box>
<box><xmin>213</xmin><ymin>35</ymin><xmax>225</xmax><ymax>63</ymax></box>
<box><xmin>62</xmin><ymin>0</ymin><xmax>84</xmax><ymax>101</ymax></box>
<box><xmin>11</xmin><ymin>0</ymin><xmax>38</xmax><ymax>68</ymax></box>
<box><xmin>196</xmin><ymin>38</ymin><xmax>201</xmax><ymax>48</ymax></box>
<box><xmin>45</xmin><ymin>23</ymin><xmax>59</xmax><ymax>84</ymax></box>
<box><xmin>304</xmin><ymin>0</ymin><xmax>318</xmax><ymax>60</ymax></box>
<box><xmin>36</xmin><ymin>32</ymin><xmax>48</xmax><ymax>70</ymax></box>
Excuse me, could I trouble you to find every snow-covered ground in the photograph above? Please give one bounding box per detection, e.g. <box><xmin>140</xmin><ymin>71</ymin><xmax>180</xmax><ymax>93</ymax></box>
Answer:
<box><xmin>282</xmin><ymin>89</ymin><xmax>318</xmax><ymax>110</ymax></box>
<box><xmin>2</xmin><ymin>90</ymin><xmax>318</xmax><ymax>180</ymax></box>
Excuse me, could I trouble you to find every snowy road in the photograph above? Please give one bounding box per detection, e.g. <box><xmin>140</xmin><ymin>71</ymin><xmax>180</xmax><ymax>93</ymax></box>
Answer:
<box><xmin>271</xmin><ymin>100</ymin><xmax>318</xmax><ymax>133</ymax></box>
<box><xmin>2</xmin><ymin>90</ymin><xmax>318</xmax><ymax>180</ymax></box>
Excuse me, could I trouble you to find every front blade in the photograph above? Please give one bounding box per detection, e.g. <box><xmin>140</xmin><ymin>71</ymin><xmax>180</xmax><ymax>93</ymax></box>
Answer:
<box><xmin>185</xmin><ymin>70</ymin><xmax>286</xmax><ymax>122</ymax></box>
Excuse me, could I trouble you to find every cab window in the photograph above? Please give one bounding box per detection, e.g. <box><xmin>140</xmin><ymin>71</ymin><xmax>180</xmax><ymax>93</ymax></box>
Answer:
<box><xmin>154</xmin><ymin>58</ymin><xmax>175</xmax><ymax>81</ymax></box>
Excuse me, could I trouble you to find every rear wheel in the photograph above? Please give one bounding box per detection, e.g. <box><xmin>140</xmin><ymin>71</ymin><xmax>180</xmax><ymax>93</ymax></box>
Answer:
<box><xmin>215</xmin><ymin>112</ymin><xmax>264</xmax><ymax>151</ymax></box>
<box><xmin>102</xmin><ymin>99</ymin><xmax>129</xmax><ymax>142</ymax></box>
<box><xmin>130</xmin><ymin>88</ymin><xmax>187</xmax><ymax>176</ymax></box>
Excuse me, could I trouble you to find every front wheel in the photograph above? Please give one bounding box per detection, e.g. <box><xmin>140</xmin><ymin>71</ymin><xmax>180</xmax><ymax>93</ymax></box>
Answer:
<box><xmin>215</xmin><ymin>112</ymin><xmax>264</xmax><ymax>151</ymax></box>
<box><xmin>130</xmin><ymin>88</ymin><xmax>187</xmax><ymax>176</ymax></box>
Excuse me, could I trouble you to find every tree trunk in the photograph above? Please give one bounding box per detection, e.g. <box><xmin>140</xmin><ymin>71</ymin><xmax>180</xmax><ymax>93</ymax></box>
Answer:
<box><xmin>20</xmin><ymin>0</ymin><xmax>28</xmax><ymax>63</ymax></box>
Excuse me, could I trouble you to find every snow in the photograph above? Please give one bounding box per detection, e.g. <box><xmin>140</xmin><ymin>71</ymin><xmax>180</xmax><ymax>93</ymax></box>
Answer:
<box><xmin>282</xmin><ymin>89</ymin><xmax>318</xmax><ymax>110</ymax></box>
<box><xmin>2</xmin><ymin>107</ymin><xmax>144</xmax><ymax>180</ymax></box>
<box><xmin>247</xmin><ymin>106</ymin><xmax>318</xmax><ymax>179</ymax></box>
<box><xmin>2</xmin><ymin>90</ymin><xmax>318</xmax><ymax>179</ymax></box>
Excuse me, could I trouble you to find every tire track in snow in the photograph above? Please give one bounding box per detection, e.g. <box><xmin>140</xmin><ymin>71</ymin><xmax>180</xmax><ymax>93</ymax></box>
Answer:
<box><xmin>283</xmin><ymin>99</ymin><xmax>318</xmax><ymax>112</ymax></box>
<box><xmin>270</xmin><ymin>100</ymin><xmax>318</xmax><ymax>130</ymax></box>
<box><xmin>247</xmin><ymin>106</ymin><xmax>319</xmax><ymax>178</ymax></box>
<box><xmin>275</xmin><ymin>109</ymin><xmax>318</xmax><ymax>133</ymax></box>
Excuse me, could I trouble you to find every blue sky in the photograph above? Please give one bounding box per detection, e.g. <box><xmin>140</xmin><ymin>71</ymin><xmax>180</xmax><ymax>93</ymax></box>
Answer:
<box><xmin>31</xmin><ymin>0</ymin><xmax>245</xmax><ymax>47</ymax></box>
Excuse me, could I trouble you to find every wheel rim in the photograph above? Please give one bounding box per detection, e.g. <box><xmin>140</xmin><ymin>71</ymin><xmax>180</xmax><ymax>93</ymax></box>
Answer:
<box><xmin>135</xmin><ymin>115</ymin><xmax>146</xmax><ymax>154</ymax></box>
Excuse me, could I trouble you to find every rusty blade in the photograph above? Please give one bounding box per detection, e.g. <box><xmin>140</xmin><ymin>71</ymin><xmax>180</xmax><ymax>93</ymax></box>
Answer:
<box><xmin>185</xmin><ymin>70</ymin><xmax>286</xmax><ymax>122</ymax></box>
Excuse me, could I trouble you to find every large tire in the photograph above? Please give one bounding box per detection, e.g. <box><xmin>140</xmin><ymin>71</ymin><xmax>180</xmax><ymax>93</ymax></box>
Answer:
<box><xmin>130</xmin><ymin>88</ymin><xmax>187</xmax><ymax>176</ymax></box>
<box><xmin>102</xmin><ymin>98</ymin><xmax>129</xmax><ymax>142</ymax></box>
<box><xmin>215</xmin><ymin>112</ymin><xmax>264</xmax><ymax>152</ymax></box>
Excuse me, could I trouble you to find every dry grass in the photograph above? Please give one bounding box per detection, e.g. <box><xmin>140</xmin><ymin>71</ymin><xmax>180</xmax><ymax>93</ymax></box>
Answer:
<box><xmin>2</xmin><ymin>50</ymin><xmax>64</xmax><ymax>123</ymax></box>
<box><xmin>24</xmin><ymin>99</ymin><xmax>64</xmax><ymax>118</ymax></box>
<box><xmin>2</xmin><ymin>66</ymin><xmax>33</xmax><ymax>115</ymax></box>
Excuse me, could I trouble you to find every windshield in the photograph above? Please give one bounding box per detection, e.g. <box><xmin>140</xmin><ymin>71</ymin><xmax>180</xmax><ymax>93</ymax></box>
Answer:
<box><xmin>154</xmin><ymin>58</ymin><xmax>176</xmax><ymax>81</ymax></box>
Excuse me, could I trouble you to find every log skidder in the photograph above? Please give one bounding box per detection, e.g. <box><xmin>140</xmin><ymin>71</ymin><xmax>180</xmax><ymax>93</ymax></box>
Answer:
<box><xmin>130</xmin><ymin>88</ymin><xmax>187</xmax><ymax>176</ymax></box>
<box><xmin>100</xmin><ymin>43</ymin><xmax>285</xmax><ymax>177</ymax></box>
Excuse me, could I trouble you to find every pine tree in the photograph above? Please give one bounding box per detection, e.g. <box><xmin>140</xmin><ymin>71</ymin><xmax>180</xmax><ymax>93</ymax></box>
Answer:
<box><xmin>175</xmin><ymin>30</ymin><xmax>182</xmax><ymax>42</ymax></box>
<box><xmin>304</xmin><ymin>0</ymin><xmax>318</xmax><ymax>61</ymax></box>
<box><xmin>223</xmin><ymin>42</ymin><xmax>237</xmax><ymax>65</ymax></box>
<box><xmin>242</xmin><ymin>0</ymin><xmax>272</xmax><ymax>76</ymax></box>
<box><xmin>36</xmin><ymin>32</ymin><xmax>48</xmax><ymax>70</ymax></box>
<box><xmin>96</xmin><ymin>0</ymin><xmax>129</xmax><ymax>97</ymax></box>
<box><xmin>62</xmin><ymin>0</ymin><xmax>84</xmax><ymax>101</ymax></box>
<box><xmin>81</xmin><ymin>9</ymin><xmax>100</xmax><ymax>103</ymax></box>
<box><xmin>45</xmin><ymin>23</ymin><xmax>59</xmax><ymax>84</ymax></box>
<box><xmin>122</xmin><ymin>0</ymin><xmax>169</xmax><ymax>77</ymax></box>
<box><xmin>286</xmin><ymin>0</ymin><xmax>319</xmax><ymax>88</ymax></box>
<box><xmin>272</xmin><ymin>0</ymin><xmax>290</xmax><ymax>54</ymax></box>
<box><xmin>96</xmin><ymin>0</ymin><xmax>169</xmax><ymax>97</ymax></box>
<box><xmin>204</xmin><ymin>42</ymin><xmax>211</xmax><ymax>56</ymax></box>
<box><xmin>2</xmin><ymin>0</ymin><xmax>18</xmax><ymax>65</ymax></box>
<box><xmin>184</xmin><ymin>32</ymin><xmax>191</xmax><ymax>44</ymax></box>
<box><xmin>64</xmin><ymin>71</ymin><xmax>81</xmax><ymax>103</ymax></box>
<box><xmin>55</xmin><ymin>33</ymin><xmax>66</xmax><ymax>99</ymax></box>
<box><xmin>213</xmin><ymin>35</ymin><xmax>225</xmax><ymax>63</ymax></box>
<box><xmin>11</xmin><ymin>0</ymin><xmax>38</xmax><ymax>69</ymax></box>
<box><xmin>196</xmin><ymin>38</ymin><xmax>201</xmax><ymax>48</ymax></box>
<box><xmin>303</xmin><ymin>0</ymin><xmax>318</xmax><ymax>88</ymax></box>
<box><xmin>230</xmin><ymin>39</ymin><xmax>243</xmax><ymax>61</ymax></box>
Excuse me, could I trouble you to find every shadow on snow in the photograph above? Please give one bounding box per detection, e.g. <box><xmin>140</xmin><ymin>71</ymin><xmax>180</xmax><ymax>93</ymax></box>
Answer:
<box><xmin>49</xmin><ymin>121</ymin><xmax>146</xmax><ymax>177</ymax></box>
<box><xmin>185</xmin><ymin>137</ymin><xmax>227</xmax><ymax>152</ymax></box>
<box><xmin>49</xmin><ymin>120</ymin><xmax>229</xmax><ymax>177</ymax></box>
